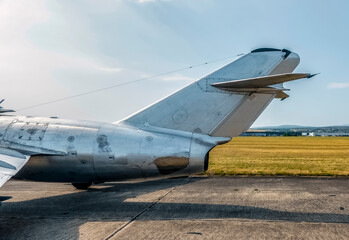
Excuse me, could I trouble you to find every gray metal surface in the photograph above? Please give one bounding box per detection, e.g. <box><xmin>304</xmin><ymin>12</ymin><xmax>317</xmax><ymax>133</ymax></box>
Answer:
<box><xmin>0</xmin><ymin>177</ymin><xmax>348</xmax><ymax>240</ymax></box>
<box><xmin>0</xmin><ymin>115</ymin><xmax>228</xmax><ymax>183</ymax></box>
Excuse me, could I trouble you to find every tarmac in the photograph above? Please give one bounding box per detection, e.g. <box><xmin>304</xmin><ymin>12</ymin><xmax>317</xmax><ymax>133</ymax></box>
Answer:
<box><xmin>0</xmin><ymin>177</ymin><xmax>348</xmax><ymax>240</ymax></box>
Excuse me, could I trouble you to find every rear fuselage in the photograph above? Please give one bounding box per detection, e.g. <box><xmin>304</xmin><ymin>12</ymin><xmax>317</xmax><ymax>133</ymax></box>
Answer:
<box><xmin>0</xmin><ymin>115</ymin><xmax>224</xmax><ymax>183</ymax></box>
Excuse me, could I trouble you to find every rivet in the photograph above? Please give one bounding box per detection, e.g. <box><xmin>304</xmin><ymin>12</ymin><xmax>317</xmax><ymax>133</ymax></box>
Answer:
<box><xmin>146</xmin><ymin>136</ymin><xmax>153</xmax><ymax>142</ymax></box>
<box><xmin>68</xmin><ymin>136</ymin><xmax>75</xmax><ymax>142</ymax></box>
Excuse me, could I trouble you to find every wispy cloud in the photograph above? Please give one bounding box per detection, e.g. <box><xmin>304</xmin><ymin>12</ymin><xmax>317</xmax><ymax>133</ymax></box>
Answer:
<box><xmin>95</xmin><ymin>66</ymin><xmax>122</xmax><ymax>72</ymax></box>
<box><xmin>328</xmin><ymin>82</ymin><xmax>349</xmax><ymax>89</ymax></box>
<box><xmin>137</xmin><ymin>0</ymin><xmax>156</xmax><ymax>3</ymax></box>
<box><xmin>139</xmin><ymin>73</ymin><xmax>194</xmax><ymax>82</ymax></box>
<box><xmin>162</xmin><ymin>74</ymin><xmax>194</xmax><ymax>82</ymax></box>
<box><xmin>137</xmin><ymin>0</ymin><xmax>171</xmax><ymax>3</ymax></box>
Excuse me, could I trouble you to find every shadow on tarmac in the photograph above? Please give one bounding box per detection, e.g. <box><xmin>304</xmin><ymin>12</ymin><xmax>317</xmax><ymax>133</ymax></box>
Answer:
<box><xmin>0</xmin><ymin>177</ymin><xmax>348</xmax><ymax>239</ymax></box>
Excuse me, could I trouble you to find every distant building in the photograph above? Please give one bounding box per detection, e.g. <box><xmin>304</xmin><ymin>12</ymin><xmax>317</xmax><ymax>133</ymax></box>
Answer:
<box><xmin>302</xmin><ymin>132</ymin><xmax>315</xmax><ymax>136</ymax></box>
<box><xmin>243</xmin><ymin>126</ymin><xmax>349</xmax><ymax>137</ymax></box>
<box><xmin>240</xmin><ymin>132</ymin><xmax>267</xmax><ymax>136</ymax></box>
<box><xmin>240</xmin><ymin>131</ymin><xmax>301</xmax><ymax>137</ymax></box>
<box><xmin>300</xmin><ymin>132</ymin><xmax>349</xmax><ymax>137</ymax></box>
<box><xmin>314</xmin><ymin>132</ymin><xmax>349</xmax><ymax>137</ymax></box>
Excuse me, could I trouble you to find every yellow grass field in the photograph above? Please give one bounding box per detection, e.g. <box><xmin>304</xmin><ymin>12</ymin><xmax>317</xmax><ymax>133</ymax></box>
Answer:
<box><xmin>206</xmin><ymin>137</ymin><xmax>349</xmax><ymax>176</ymax></box>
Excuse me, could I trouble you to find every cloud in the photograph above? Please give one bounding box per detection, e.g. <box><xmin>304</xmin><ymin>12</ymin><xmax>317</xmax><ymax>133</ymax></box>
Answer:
<box><xmin>328</xmin><ymin>82</ymin><xmax>349</xmax><ymax>89</ymax></box>
<box><xmin>95</xmin><ymin>66</ymin><xmax>122</xmax><ymax>72</ymax></box>
<box><xmin>138</xmin><ymin>73</ymin><xmax>194</xmax><ymax>82</ymax></box>
<box><xmin>162</xmin><ymin>74</ymin><xmax>195</xmax><ymax>82</ymax></box>
<box><xmin>137</xmin><ymin>0</ymin><xmax>172</xmax><ymax>3</ymax></box>
<box><xmin>137</xmin><ymin>0</ymin><xmax>156</xmax><ymax>3</ymax></box>
<box><xmin>0</xmin><ymin>0</ymin><xmax>127</xmax><ymax>119</ymax></box>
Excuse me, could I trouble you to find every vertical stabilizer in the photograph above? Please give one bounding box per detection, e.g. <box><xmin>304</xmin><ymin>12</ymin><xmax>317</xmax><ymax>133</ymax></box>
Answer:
<box><xmin>120</xmin><ymin>48</ymin><xmax>300</xmax><ymax>138</ymax></box>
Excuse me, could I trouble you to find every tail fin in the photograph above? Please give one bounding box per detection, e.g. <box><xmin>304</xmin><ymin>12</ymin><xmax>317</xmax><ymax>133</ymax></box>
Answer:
<box><xmin>120</xmin><ymin>48</ymin><xmax>305</xmax><ymax>138</ymax></box>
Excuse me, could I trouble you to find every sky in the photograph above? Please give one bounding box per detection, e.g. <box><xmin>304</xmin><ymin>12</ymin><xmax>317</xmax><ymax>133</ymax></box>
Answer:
<box><xmin>0</xmin><ymin>0</ymin><xmax>348</xmax><ymax>127</ymax></box>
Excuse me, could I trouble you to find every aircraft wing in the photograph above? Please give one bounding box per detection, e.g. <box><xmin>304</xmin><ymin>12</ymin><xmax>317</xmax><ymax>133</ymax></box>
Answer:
<box><xmin>0</xmin><ymin>148</ymin><xmax>30</xmax><ymax>188</ymax></box>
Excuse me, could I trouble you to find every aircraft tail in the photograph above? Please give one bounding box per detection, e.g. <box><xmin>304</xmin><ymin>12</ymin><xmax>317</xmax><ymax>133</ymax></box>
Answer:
<box><xmin>120</xmin><ymin>48</ymin><xmax>308</xmax><ymax>138</ymax></box>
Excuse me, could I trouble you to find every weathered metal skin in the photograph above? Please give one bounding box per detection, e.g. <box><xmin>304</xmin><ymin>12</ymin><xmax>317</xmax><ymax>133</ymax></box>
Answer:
<box><xmin>0</xmin><ymin>115</ymin><xmax>228</xmax><ymax>182</ymax></box>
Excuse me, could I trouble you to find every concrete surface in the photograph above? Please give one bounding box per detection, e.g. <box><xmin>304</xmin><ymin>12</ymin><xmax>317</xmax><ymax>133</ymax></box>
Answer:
<box><xmin>0</xmin><ymin>177</ymin><xmax>348</xmax><ymax>240</ymax></box>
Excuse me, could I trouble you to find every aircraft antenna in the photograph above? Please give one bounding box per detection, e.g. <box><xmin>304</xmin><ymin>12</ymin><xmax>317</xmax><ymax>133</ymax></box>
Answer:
<box><xmin>16</xmin><ymin>54</ymin><xmax>244</xmax><ymax>112</ymax></box>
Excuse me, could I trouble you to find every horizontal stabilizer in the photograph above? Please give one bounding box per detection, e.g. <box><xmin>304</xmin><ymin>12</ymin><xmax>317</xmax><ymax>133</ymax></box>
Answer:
<box><xmin>0</xmin><ymin>99</ymin><xmax>15</xmax><ymax>114</ymax></box>
<box><xmin>275</xmin><ymin>91</ymin><xmax>289</xmax><ymax>99</ymax></box>
<box><xmin>211</xmin><ymin>73</ymin><xmax>310</xmax><ymax>89</ymax></box>
<box><xmin>217</xmin><ymin>87</ymin><xmax>290</xmax><ymax>93</ymax></box>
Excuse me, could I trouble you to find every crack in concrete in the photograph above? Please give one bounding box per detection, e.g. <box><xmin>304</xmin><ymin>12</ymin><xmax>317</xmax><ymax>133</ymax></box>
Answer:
<box><xmin>104</xmin><ymin>177</ymin><xmax>190</xmax><ymax>240</ymax></box>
